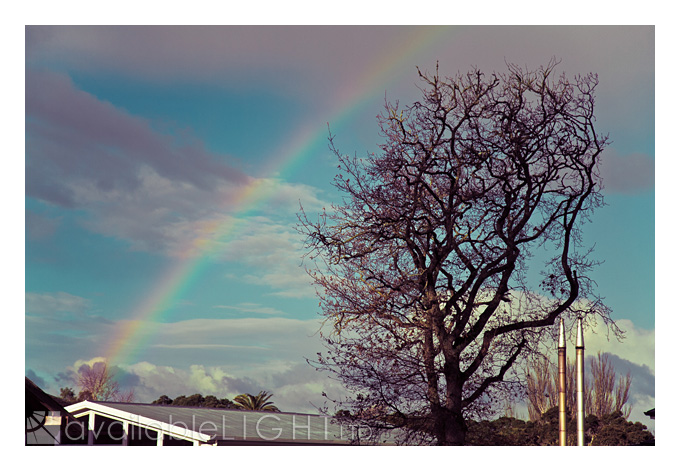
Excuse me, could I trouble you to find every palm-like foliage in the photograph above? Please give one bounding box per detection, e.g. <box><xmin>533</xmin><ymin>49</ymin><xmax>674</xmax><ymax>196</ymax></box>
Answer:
<box><xmin>233</xmin><ymin>391</ymin><xmax>280</xmax><ymax>411</ymax></box>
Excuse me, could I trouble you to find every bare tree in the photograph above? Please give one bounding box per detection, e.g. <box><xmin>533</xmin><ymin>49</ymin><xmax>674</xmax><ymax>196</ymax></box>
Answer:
<box><xmin>526</xmin><ymin>351</ymin><xmax>631</xmax><ymax>421</ymax></box>
<box><xmin>76</xmin><ymin>361</ymin><xmax>134</xmax><ymax>402</ymax></box>
<box><xmin>590</xmin><ymin>352</ymin><xmax>631</xmax><ymax>419</ymax></box>
<box><xmin>527</xmin><ymin>355</ymin><xmax>584</xmax><ymax>421</ymax></box>
<box><xmin>526</xmin><ymin>356</ymin><xmax>557</xmax><ymax>421</ymax></box>
<box><xmin>299</xmin><ymin>60</ymin><xmax>618</xmax><ymax>445</ymax></box>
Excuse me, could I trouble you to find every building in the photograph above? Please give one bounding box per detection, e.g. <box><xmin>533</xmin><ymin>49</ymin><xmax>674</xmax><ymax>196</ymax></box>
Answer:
<box><xmin>63</xmin><ymin>401</ymin><xmax>387</xmax><ymax>445</ymax></box>
<box><xmin>25</xmin><ymin>376</ymin><xmax>78</xmax><ymax>445</ymax></box>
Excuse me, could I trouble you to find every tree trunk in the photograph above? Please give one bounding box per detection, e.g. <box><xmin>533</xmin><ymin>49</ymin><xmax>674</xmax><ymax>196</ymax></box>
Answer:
<box><xmin>436</xmin><ymin>373</ymin><xmax>467</xmax><ymax>445</ymax></box>
<box><xmin>435</xmin><ymin>407</ymin><xmax>467</xmax><ymax>445</ymax></box>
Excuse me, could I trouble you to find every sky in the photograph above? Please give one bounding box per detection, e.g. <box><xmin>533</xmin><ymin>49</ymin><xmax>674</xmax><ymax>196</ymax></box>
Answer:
<box><xmin>23</xmin><ymin>24</ymin><xmax>657</xmax><ymax>431</ymax></box>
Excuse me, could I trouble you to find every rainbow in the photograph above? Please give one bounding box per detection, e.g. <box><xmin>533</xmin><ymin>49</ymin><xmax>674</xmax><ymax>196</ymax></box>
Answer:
<box><xmin>105</xmin><ymin>26</ymin><xmax>450</xmax><ymax>367</ymax></box>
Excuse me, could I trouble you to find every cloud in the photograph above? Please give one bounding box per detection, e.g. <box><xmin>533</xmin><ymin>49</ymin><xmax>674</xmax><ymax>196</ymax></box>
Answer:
<box><xmin>583</xmin><ymin>353</ymin><xmax>655</xmax><ymax>429</ymax></box>
<box><xmin>29</xmin><ymin>311</ymin><xmax>337</xmax><ymax>412</ymax></box>
<box><xmin>240</xmin><ymin>271</ymin><xmax>315</xmax><ymax>299</ymax></box>
<box><xmin>213</xmin><ymin>303</ymin><xmax>288</xmax><ymax>317</ymax></box>
<box><xmin>110</xmin><ymin>360</ymin><xmax>341</xmax><ymax>414</ymax></box>
<box><xmin>25</xmin><ymin>68</ymin><xmax>251</xmax><ymax>254</ymax></box>
<box><xmin>257</xmin><ymin>179</ymin><xmax>326</xmax><ymax>215</ymax></box>
<box><xmin>25</xmin><ymin>26</ymin><xmax>432</xmax><ymax>107</ymax></box>
<box><xmin>26</xmin><ymin>293</ymin><xmax>114</xmax><ymax>377</ymax></box>
<box><xmin>213</xmin><ymin>216</ymin><xmax>316</xmax><ymax>298</ymax></box>
<box><xmin>25</xmin><ymin>69</ymin><xmax>324</xmax><ymax>265</ymax></box>
<box><xmin>25</xmin><ymin>27</ymin><xmax>654</xmax><ymax>190</ymax></box>
<box><xmin>26</xmin><ymin>69</ymin><xmax>247</xmax><ymax>198</ymax></box>
<box><xmin>25</xmin><ymin>27</ymin><xmax>652</xmax><ymax>107</ymax></box>
<box><xmin>69</xmin><ymin>166</ymin><xmax>239</xmax><ymax>255</ymax></box>
<box><xmin>28</xmin><ymin>309</ymin><xmax>655</xmax><ymax>422</ymax></box>
<box><xmin>26</xmin><ymin>292</ymin><xmax>326</xmax><ymax>401</ymax></box>
<box><xmin>120</xmin><ymin>362</ymin><xmax>255</xmax><ymax>401</ymax></box>
<box><xmin>25</xmin><ymin>67</ymin><xmax>250</xmax><ymax>212</ymax></box>
<box><xmin>584</xmin><ymin>318</ymin><xmax>654</xmax><ymax>374</ymax></box>
<box><xmin>603</xmin><ymin>354</ymin><xmax>655</xmax><ymax>399</ymax></box>
<box><xmin>599</xmin><ymin>149</ymin><xmax>654</xmax><ymax>194</ymax></box>
<box><xmin>35</xmin><ymin>314</ymin><xmax>350</xmax><ymax>414</ymax></box>
<box><xmin>150</xmin><ymin>317</ymin><xmax>321</xmax><ymax>360</ymax></box>
<box><xmin>580</xmin><ymin>320</ymin><xmax>655</xmax><ymax>431</ymax></box>
<box><xmin>25</xmin><ymin>291</ymin><xmax>90</xmax><ymax>315</ymax></box>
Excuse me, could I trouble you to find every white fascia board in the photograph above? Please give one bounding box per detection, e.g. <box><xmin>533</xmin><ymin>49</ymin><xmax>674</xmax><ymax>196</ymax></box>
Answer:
<box><xmin>65</xmin><ymin>401</ymin><xmax>212</xmax><ymax>443</ymax></box>
<box><xmin>65</xmin><ymin>400</ymin><xmax>95</xmax><ymax>414</ymax></box>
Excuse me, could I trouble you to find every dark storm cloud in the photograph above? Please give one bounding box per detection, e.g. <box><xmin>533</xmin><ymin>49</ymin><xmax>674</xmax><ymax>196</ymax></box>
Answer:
<box><xmin>25</xmin><ymin>26</ymin><xmax>654</xmax><ymax>208</ymax></box>
<box><xmin>25</xmin><ymin>69</ymin><xmax>249</xmax><ymax>208</ymax></box>
<box><xmin>24</xmin><ymin>66</ymin><xmax>326</xmax><ymax>257</ymax></box>
<box><xmin>595</xmin><ymin>353</ymin><xmax>656</xmax><ymax>399</ymax></box>
<box><xmin>25</xmin><ymin>26</ymin><xmax>653</xmax><ymax>128</ymax></box>
<box><xmin>25</xmin><ymin>25</ymin><xmax>426</xmax><ymax>104</ymax></box>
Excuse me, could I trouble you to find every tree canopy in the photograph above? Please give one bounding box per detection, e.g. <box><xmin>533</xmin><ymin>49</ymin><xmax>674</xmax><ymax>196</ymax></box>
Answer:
<box><xmin>466</xmin><ymin>407</ymin><xmax>653</xmax><ymax>446</ymax></box>
<box><xmin>59</xmin><ymin>387</ymin><xmax>76</xmax><ymax>404</ymax></box>
<box><xmin>299</xmin><ymin>60</ymin><xmax>616</xmax><ymax>445</ymax></box>
<box><xmin>149</xmin><ymin>392</ymin><xmax>281</xmax><ymax>411</ymax></box>
<box><xmin>157</xmin><ymin>393</ymin><xmax>236</xmax><ymax>409</ymax></box>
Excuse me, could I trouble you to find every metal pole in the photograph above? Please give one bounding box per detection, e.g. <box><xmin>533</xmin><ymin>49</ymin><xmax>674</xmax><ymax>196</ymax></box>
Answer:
<box><xmin>576</xmin><ymin>317</ymin><xmax>585</xmax><ymax>446</ymax></box>
<box><xmin>558</xmin><ymin>318</ymin><xmax>567</xmax><ymax>446</ymax></box>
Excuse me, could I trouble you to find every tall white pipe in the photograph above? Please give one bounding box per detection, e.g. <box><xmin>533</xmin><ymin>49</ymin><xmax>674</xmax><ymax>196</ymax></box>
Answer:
<box><xmin>558</xmin><ymin>318</ymin><xmax>567</xmax><ymax>446</ymax></box>
<box><xmin>576</xmin><ymin>317</ymin><xmax>585</xmax><ymax>446</ymax></box>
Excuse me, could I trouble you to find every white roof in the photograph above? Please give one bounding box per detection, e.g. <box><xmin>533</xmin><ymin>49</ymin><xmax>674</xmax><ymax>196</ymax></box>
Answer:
<box><xmin>65</xmin><ymin>401</ymin><xmax>356</xmax><ymax>444</ymax></box>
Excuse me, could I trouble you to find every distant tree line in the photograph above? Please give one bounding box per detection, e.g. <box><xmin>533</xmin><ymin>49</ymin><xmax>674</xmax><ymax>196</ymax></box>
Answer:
<box><xmin>333</xmin><ymin>403</ymin><xmax>653</xmax><ymax>446</ymax></box>
<box><xmin>466</xmin><ymin>407</ymin><xmax>653</xmax><ymax>446</ymax></box>
<box><xmin>59</xmin><ymin>378</ymin><xmax>280</xmax><ymax>413</ymax></box>
<box><xmin>151</xmin><ymin>391</ymin><xmax>279</xmax><ymax>411</ymax></box>
<box><xmin>150</xmin><ymin>393</ymin><xmax>235</xmax><ymax>408</ymax></box>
